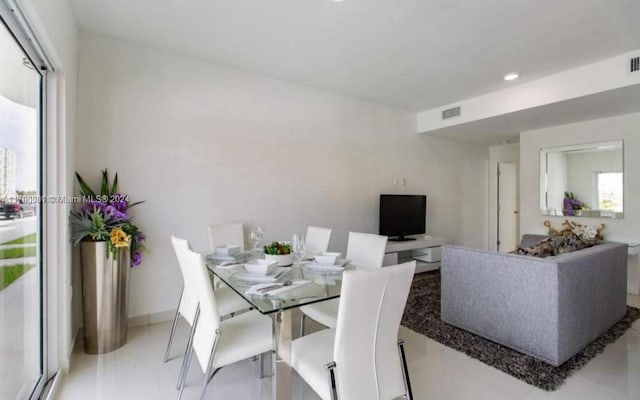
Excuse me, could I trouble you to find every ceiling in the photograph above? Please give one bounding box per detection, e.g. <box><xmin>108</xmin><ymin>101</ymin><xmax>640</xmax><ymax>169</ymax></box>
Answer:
<box><xmin>70</xmin><ymin>0</ymin><xmax>640</xmax><ymax>112</ymax></box>
<box><xmin>425</xmin><ymin>84</ymin><xmax>640</xmax><ymax>144</ymax></box>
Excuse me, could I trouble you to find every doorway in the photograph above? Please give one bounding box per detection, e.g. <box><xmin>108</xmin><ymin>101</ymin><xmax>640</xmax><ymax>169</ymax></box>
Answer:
<box><xmin>497</xmin><ymin>162</ymin><xmax>518</xmax><ymax>252</ymax></box>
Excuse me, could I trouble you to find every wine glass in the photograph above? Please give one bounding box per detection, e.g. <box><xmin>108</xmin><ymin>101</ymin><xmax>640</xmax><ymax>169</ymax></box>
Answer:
<box><xmin>249</xmin><ymin>225</ymin><xmax>264</xmax><ymax>255</ymax></box>
<box><xmin>292</xmin><ymin>233</ymin><xmax>306</xmax><ymax>281</ymax></box>
<box><xmin>292</xmin><ymin>233</ymin><xmax>306</xmax><ymax>266</ymax></box>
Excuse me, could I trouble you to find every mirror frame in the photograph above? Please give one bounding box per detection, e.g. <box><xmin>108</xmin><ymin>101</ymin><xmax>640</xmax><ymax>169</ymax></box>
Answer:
<box><xmin>540</xmin><ymin>140</ymin><xmax>624</xmax><ymax>219</ymax></box>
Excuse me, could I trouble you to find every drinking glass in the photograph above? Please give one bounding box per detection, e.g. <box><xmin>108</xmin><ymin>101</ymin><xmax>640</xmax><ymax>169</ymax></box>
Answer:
<box><xmin>292</xmin><ymin>233</ymin><xmax>306</xmax><ymax>266</ymax></box>
<box><xmin>249</xmin><ymin>225</ymin><xmax>264</xmax><ymax>255</ymax></box>
<box><xmin>292</xmin><ymin>233</ymin><xmax>306</xmax><ymax>281</ymax></box>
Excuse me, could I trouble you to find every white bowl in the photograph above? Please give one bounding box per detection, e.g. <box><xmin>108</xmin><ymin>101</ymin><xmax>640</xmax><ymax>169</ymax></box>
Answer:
<box><xmin>265</xmin><ymin>253</ymin><xmax>294</xmax><ymax>267</ymax></box>
<box><xmin>244</xmin><ymin>259</ymin><xmax>278</xmax><ymax>275</ymax></box>
<box><xmin>214</xmin><ymin>244</ymin><xmax>241</xmax><ymax>256</ymax></box>
<box><xmin>314</xmin><ymin>252</ymin><xmax>341</xmax><ymax>266</ymax></box>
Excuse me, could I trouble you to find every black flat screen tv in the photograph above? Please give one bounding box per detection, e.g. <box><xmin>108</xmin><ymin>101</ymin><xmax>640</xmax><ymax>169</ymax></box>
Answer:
<box><xmin>379</xmin><ymin>194</ymin><xmax>427</xmax><ymax>241</ymax></box>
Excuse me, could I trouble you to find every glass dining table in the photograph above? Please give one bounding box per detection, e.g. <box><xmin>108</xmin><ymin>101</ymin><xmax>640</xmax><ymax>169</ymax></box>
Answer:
<box><xmin>206</xmin><ymin>252</ymin><xmax>349</xmax><ymax>400</ymax></box>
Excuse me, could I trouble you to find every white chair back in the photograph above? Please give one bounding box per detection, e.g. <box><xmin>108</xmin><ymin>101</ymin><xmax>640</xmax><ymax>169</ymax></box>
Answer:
<box><xmin>305</xmin><ymin>226</ymin><xmax>332</xmax><ymax>254</ymax></box>
<box><xmin>346</xmin><ymin>232</ymin><xmax>388</xmax><ymax>269</ymax></box>
<box><xmin>207</xmin><ymin>223</ymin><xmax>245</xmax><ymax>250</ymax></box>
<box><xmin>170</xmin><ymin>236</ymin><xmax>199</xmax><ymax>325</ymax></box>
<box><xmin>179</xmin><ymin>245</ymin><xmax>222</xmax><ymax>373</ymax></box>
<box><xmin>334</xmin><ymin>261</ymin><xmax>416</xmax><ymax>400</ymax></box>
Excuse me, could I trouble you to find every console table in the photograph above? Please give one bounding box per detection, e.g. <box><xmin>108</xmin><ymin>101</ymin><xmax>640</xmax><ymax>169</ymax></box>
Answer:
<box><xmin>383</xmin><ymin>236</ymin><xmax>446</xmax><ymax>273</ymax></box>
<box><xmin>627</xmin><ymin>242</ymin><xmax>640</xmax><ymax>295</ymax></box>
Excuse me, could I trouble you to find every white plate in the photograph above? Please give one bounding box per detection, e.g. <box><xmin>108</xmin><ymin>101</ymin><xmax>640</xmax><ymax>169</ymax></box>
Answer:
<box><xmin>232</xmin><ymin>268</ymin><xmax>286</xmax><ymax>283</ymax></box>
<box><xmin>243</xmin><ymin>260</ymin><xmax>278</xmax><ymax>275</ymax></box>
<box><xmin>207</xmin><ymin>251</ymin><xmax>251</xmax><ymax>262</ymax></box>
<box><xmin>308</xmin><ymin>258</ymin><xmax>349</xmax><ymax>268</ymax></box>
<box><xmin>214</xmin><ymin>244</ymin><xmax>241</xmax><ymax>256</ymax></box>
<box><xmin>305</xmin><ymin>259</ymin><xmax>350</xmax><ymax>273</ymax></box>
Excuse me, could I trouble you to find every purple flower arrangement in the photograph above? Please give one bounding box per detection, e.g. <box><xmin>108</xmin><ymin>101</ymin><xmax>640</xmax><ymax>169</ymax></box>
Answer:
<box><xmin>563</xmin><ymin>192</ymin><xmax>586</xmax><ymax>216</ymax></box>
<box><xmin>70</xmin><ymin>169</ymin><xmax>147</xmax><ymax>267</ymax></box>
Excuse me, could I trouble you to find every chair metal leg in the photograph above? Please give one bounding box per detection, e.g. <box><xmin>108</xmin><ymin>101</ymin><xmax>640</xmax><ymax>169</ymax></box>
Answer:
<box><xmin>199</xmin><ymin>329</ymin><xmax>222</xmax><ymax>400</ymax></box>
<box><xmin>177</xmin><ymin>306</ymin><xmax>200</xmax><ymax>390</ymax></box>
<box><xmin>259</xmin><ymin>352</ymin><xmax>273</xmax><ymax>378</ymax></box>
<box><xmin>177</xmin><ymin>346</ymin><xmax>193</xmax><ymax>400</ymax></box>
<box><xmin>300</xmin><ymin>314</ymin><xmax>306</xmax><ymax>337</ymax></box>
<box><xmin>325</xmin><ymin>361</ymin><xmax>338</xmax><ymax>400</ymax></box>
<box><xmin>398</xmin><ymin>339</ymin><xmax>413</xmax><ymax>400</ymax></box>
<box><xmin>207</xmin><ymin>367</ymin><xmax>221</xmax><ymax>384</ymax></box>
<box><xmin>164</xmin><ymin>288</ymin><xmax>184</xmax><ymax>363</ymax></box>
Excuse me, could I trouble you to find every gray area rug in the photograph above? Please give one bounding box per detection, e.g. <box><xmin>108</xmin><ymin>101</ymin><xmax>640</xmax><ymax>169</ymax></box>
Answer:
<box><xmin>401</xmin><ymin>273</ymin><xmax>640</xmax><ymax>391</ymax></box>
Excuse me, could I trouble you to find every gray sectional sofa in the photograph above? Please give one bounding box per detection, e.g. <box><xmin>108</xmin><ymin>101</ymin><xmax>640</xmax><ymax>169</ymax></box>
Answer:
<box><xmin>441</xmin><ymin>235</ymin><xmax>628</xmax><ymax>366</ymax></box>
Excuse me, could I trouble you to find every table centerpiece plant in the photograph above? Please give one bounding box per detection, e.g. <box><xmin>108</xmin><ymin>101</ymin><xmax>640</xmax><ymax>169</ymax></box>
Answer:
<box><xmin>263</xmin><ymin>241</ymin><xmax>293</xmax><ymax>266</ymax></box>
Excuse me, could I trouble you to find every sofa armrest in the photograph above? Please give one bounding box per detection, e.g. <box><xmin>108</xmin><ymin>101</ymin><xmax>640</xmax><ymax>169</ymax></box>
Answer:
<box><xmin>555</xmin><ymin>242</ymin><xmax>628</xmax><ymax>362</ymax></box>
<box><xmin>441</xmin><ymin>245</ymin><xmax>561</xmax><ymax>363</ymax></box>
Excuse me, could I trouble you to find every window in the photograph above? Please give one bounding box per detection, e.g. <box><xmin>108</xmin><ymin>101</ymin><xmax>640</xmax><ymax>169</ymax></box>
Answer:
<box><xmin>0</xmin><ymin>3</ymin><xmax>49</xmax><ymax>398</ymax></box>
<box><xmin>596</xmin><ymin>172</ymin><xmax>623</xmax><ymax>212</ymax></box>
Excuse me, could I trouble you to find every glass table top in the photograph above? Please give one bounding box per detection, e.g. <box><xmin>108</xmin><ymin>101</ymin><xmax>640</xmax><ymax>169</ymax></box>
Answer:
<box><xmin>205</xmin><ymin>251</ymin><xmax>349</xmax><ymax>315</ymax></box>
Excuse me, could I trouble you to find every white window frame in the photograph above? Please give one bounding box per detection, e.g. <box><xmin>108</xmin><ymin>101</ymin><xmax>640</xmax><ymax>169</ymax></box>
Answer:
<box><xmin>0</xmin><ymin>1</ymin><xmax>57</xmax><ymax>399</ymax></box>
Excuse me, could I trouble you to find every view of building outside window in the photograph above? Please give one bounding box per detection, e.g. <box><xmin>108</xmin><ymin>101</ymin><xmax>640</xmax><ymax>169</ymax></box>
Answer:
<box><xmin>597</xmin><ymin>172</ymin><xmax>623</xmax><ymax>212</ymax></box>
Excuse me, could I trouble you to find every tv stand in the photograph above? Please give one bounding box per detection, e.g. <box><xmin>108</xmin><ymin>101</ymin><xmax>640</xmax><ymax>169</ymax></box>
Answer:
<box><xmin>383</xmin><ymin>236</ymin><xmax>446</xmax><ymax>274</ymax></box>
<box><xmin>388</xmin><ymin>237</ymin><xmax>416</xmax><ymax>242</ymax></box>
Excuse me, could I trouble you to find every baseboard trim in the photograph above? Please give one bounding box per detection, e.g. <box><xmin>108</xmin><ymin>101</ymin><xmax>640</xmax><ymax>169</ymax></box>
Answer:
<box><xmin>74</xmin><ymin>309</ymin><xmax>176</xmax><ymax>350</ymax></box>
<box><xmin>128</xmin><ymin>309</ymin><xmax>176</xmax><ymax>328</ymax></box>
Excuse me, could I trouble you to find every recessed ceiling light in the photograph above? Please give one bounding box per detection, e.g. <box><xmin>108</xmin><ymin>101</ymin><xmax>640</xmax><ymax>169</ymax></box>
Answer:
<box><xmin>333</xmin><ymin>0</ymin><xmax>344</xmax><ymax>2</ymax></box>
<box><xmin>504</xmin><ymin>73</ymin><xmax>519</xmax><ymax>81</ymax></box>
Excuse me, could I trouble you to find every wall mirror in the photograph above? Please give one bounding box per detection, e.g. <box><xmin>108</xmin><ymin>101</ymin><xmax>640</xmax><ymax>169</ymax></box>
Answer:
<box><xmin>540</xmin><ymin>140</ymin><xmax>623</xmax><ymax>218</ymax></box>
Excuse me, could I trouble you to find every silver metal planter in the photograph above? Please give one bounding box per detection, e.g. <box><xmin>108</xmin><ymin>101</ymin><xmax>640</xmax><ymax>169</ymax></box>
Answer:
<box><xmin>80</xmin><ymin>241</ymin><xmax>131</xmax><ymax>354</ymax></box>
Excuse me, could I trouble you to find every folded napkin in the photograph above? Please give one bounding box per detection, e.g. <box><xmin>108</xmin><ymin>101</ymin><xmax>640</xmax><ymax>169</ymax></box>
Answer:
<box><xmin>245</xmin><ymin>280</ymin><xmax>310</xmax><ymax>296</ymax></box>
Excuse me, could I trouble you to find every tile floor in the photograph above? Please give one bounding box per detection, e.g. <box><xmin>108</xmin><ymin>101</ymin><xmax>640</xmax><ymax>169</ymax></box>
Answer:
<box><xmin>55</xmin><ymin>295</ymin><xmax>640</xmax><ymax>400</ymax></box>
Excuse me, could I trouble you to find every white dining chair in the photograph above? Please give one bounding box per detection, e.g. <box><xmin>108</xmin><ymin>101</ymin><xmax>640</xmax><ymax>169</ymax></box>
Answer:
<box><xmin>292</xmin><ymin>261</ymin><xmax>416</xmax><ymax>400</ymax></box>
<box><xmin>305</xmin><ymin>226</ymin><xmax>332</xmax><ymax>255</ymax></box>
<box><xmin>207</xmin><ymin>222</ymin><xmax>249</xmax><ymax>291</ymax></box>
<box><xmin>344</xmin><ymin>231</ymin><xmax>389</xmax><ymax>271</ymax></box>
<box><xmin>299</xmin><ymin>232</ymin><xmax>388</xmax><ymax>334</ymax></box>
<box><xmin>207</xmin><ymin>222</ymin><xmax>245</xmax><ymax>250</ymax></box>
<box><xmin>164</xmin><ymin>237</ymin><xmax>250</xmax><ymax>370</ymax></box>
<box><xmin>176</xmin><ymin>245</ymin><xmax>272</xmax><ymax>400</ymax></box>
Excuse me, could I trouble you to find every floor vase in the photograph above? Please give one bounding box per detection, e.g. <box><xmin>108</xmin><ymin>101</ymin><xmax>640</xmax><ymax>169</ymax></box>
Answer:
<box><xmin>80</xmin><ymin>241</ymin><xmax>130</xmax><ymax>354</ymax></box>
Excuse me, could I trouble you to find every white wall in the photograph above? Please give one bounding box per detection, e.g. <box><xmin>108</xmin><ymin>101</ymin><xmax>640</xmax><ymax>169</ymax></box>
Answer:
<box><xmin>76</xmin><ymin>32</ymin><xmax>489</xmax><ymax>319</ymax></box>
<box><xmin>488</xmin><ymin>143</ymin><xmax>519</xmax><ymax>251</ymax></box>
<box><xmin>521</xmin><ymin>112</ymin><xmax>640</xmax><ymax>242</ymax></box>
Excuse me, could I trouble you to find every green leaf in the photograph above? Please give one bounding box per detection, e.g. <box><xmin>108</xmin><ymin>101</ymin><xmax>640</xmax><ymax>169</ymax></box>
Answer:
<box><xmin>76</xmin><ymin>172</ymin><xmax>96</xmax><ymax>197</ymax></box>
<box><xmin>111</xmin><ymin>173</ymin><xmax>119</xmax><ymax>196</ymax></box>
<box><xmin>100</xmin><ymin>169</ymin><xmax>109</xmax><ymax>196</ymax></box>
<box><xmin>126</xmin><ymin>200</ymin><xmax>145</xmax><ymax>209</ymax></box>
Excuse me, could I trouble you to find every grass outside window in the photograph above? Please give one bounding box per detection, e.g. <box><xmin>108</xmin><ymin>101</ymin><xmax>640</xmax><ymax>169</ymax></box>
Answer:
<box><xmin>0</xmin><ymin>246</ymin><xmax>36</xmax><ymax>259</ymax></box>
<box><xmin>0</xmin><ymin>233</ymin><xmax>37</xmax><ymax>245</ymax></box>
<box><xmin>0</xmin><ymin>264</ymin><xmax>35</xmax><ymax>291</ymax></box>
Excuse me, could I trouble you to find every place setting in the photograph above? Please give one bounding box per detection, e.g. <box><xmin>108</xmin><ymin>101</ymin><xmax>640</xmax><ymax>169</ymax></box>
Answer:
<box><xmin>206</xmin><ymin>225</ymin><xmax>266</xmax><ymax>269</ymax></box>
<box><xmin>243</xmin><ymin>233</ymin><xmax>313</xmax><ymax>294</ymax></box>
<box><xmin>205</xmin><ymin>243</ymin><xmax>252</xmax><ymax>265</ymax></box>
<box><xmin>303</xmin><ymin>251</ymin><xmax>351</xmax><ymax>273</ymax></box>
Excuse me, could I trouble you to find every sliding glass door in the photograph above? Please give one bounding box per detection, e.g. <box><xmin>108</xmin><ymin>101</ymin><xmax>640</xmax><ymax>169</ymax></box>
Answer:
<box><xmin>0</xmin><ymin>16</ymin><xmax>44</xmax><ymax>399</ymax></box>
